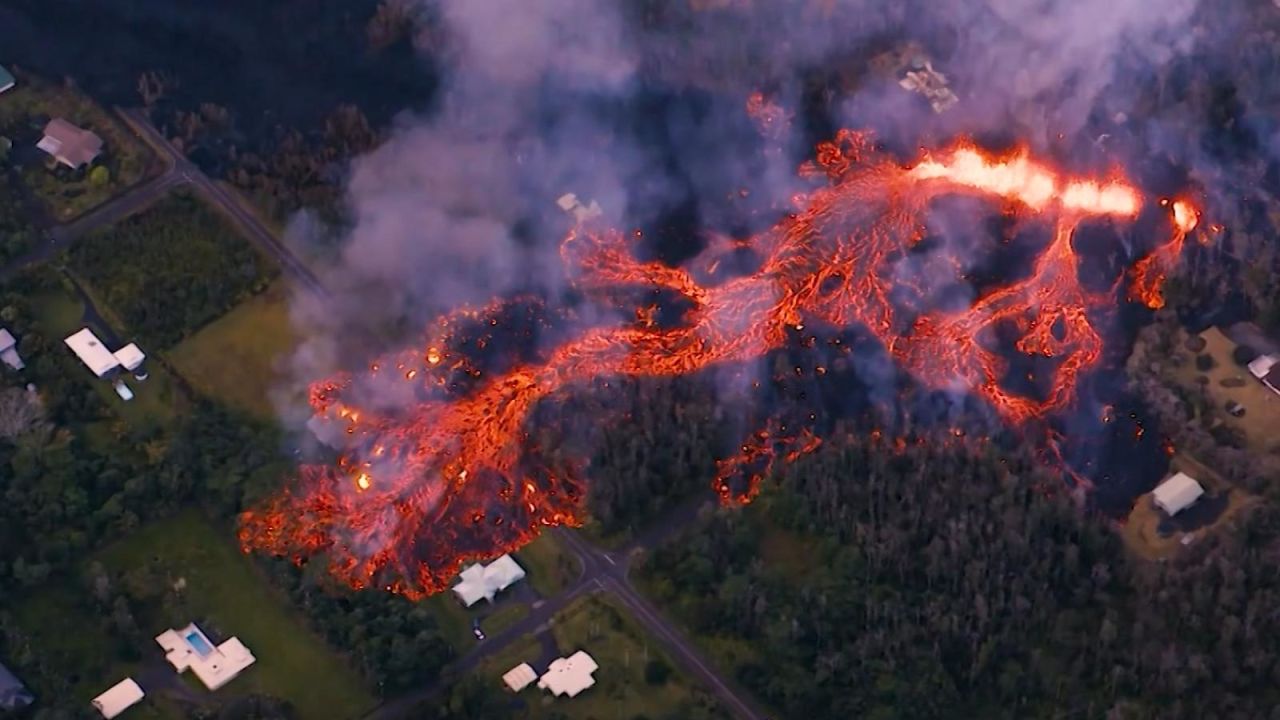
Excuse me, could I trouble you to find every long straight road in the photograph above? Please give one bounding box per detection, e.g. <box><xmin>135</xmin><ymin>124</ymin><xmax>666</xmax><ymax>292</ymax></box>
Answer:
<box><xmin>3</xmin><ymin>106</ymin><xmax>764</xmax><ymax>720</ymax></box>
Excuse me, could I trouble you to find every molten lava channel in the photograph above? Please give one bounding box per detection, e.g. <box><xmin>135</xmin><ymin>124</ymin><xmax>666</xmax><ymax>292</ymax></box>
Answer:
<box><xmin>239</xmin><ymin>128</ymin><xmax>1200</xmax><ymax>600</ymax></box>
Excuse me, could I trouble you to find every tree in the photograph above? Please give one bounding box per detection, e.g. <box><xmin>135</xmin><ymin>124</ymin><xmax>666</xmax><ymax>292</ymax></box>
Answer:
<box><xmin>88</xmin><ymin>165</ymin><xmax>110</xmax><ymax>186</ymax></box>
<box><xmin>644</xmin><ymin>658</ymin><xmax>672</xmax><ymax>686</ymax></box>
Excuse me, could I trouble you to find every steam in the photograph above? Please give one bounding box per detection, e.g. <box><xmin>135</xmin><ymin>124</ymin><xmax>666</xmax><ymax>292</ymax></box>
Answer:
<box><xmin>280</xmin><ymin>0</ymin><xmax>1218</xmax><ymax>471</ymax></box>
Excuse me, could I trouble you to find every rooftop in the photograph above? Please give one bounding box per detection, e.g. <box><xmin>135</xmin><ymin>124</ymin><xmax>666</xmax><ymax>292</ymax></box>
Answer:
<box><xmin>38</xmin><ymin>118</ymin><xmax>104</xmax><ymax>169</ymax></box>
<box><xmin>92</xmin><ymin>678</ymin><xmax>145</xmax><ymax>719</ymax></box>
<box><xmin>0</xmin><ymin>662</ymin><xmax>34</xmax><ymax>711</ymax></box>
<box><xmin>538</xmin><ymin>650</ymin><xmax>598</xmax><ymax>698</ymax></box>
<box><xmin>156</xmin><ymin>624</ymin><xmax>255</xmax><ymax>691</ymax></box>
<box><xmin>452</xmin><ymin>553</ymin><xmax>526</xmax><ymax>607</ymax></box>
<box><xmin>65</xmin><ymin>327</ymin><xmax>121</xmax><ymax>377</ymax></box>
<box><xmin>502</xmin><ymin>663</ymin><xmax>537</xmax><ymax>693</ymax></box>
<box><xmin>0</xmin><ymin>65</ymin><xmax>13</xmax><ymax>94</ymax></box>
<box><xmin>1152</xmin><ymin>472</ymin><xmax>1205</xmax><ymax>518</ymax></box>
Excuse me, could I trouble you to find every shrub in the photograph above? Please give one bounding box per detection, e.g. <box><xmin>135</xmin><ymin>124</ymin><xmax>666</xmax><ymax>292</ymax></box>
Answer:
<box><xmin>1233</xmin><ymin>344</ymin><xmax>1259</xmax><ymax>366</ymax></box>
<box><xmin>1196</xmin><ymin>353</ymin><xmax>1216</xmax><ymax>372</ymax></box>
<box><xmin>644</xmin><ymin>658</ymin><xmax>672</xmax><ymax>686</ymax></box>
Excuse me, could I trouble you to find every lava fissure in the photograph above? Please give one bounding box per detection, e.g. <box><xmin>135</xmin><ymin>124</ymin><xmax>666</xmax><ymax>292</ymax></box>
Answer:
<box><xmin>240</xmin><ymin>123</ymin><xmax>1201</xmax><ymax>599</ymax></box>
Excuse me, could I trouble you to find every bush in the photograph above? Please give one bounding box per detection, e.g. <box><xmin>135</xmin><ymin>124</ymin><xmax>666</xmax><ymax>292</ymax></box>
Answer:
<box><xmin>644</xmin><ymin>658</ymin><xmax>671</xmax><ymax>686</ymax></box>
<box><xmin>1233</xmin><ymin>344</ymin><xmax>1259</xmax><ymax>366</ymax></box>
<box><xmin>1196</xmin><ymin>353</ymin><xmax>1217</xmax><ymax>372</ymax></box>
<box><xmin>1185</xmin><ymin>334</ymin><xmax>1207</xmax><ymax>352</ymax></box>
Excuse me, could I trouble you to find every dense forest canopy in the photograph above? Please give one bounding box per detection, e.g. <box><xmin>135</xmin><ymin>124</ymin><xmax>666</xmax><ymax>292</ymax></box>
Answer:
<box><xmin>637</xmin><ymin>435</ymin><xmax>1280</xmax><ymax>720</ymax></box>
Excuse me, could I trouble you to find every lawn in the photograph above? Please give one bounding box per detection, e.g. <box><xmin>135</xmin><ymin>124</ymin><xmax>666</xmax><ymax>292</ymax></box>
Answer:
<box><xmin>28</xmin><ymin>276</ymin><xmax>187</xmax><ymax>433</ymax></box>
<box><xmin>93</xmin><ymin>510</ymin><xmax>377</xmax><ymax>720</ymax></box>
<box><xmin>0</xmin><ymin>73</ymin><xmax>155</xmax><ymax>220</ymax></box>
<box><xmin>483</xmin><ymin>603</ymin><xmax>530</xmax><ymax>637</ymax></box>
<box><xmin>516</xmin><ymin>532</ymin><xmax>581</xmax><ymax>598</ymax></box>
<box><xmin>471</xmin><ymin>594</ymin><xmax>727</xmax><ymax>720</ymax></box>
<box><xmin>67</xmin><ymin>192</ymin><xmax>278</xmax><ymax>349</ymax></box>
<box><xmin>168</xmin><ymin>279</ymin><xmax>299</xmax><ymax>418</ymax></box>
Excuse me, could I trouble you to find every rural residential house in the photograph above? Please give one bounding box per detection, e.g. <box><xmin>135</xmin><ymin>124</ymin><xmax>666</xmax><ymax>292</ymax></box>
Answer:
<box><xmin>452</xmin><ymin>554</ymin><xmax>526</xmax><ymax>607</ymax></box>
<box><xmin>38</xmin><ymin>118</ymin><xmax>103</xmax><ymax>169</ymax></box>
<box><xmin>0</xmin><ymin>65</ymin><xmax>14</xmax><ymax>95</ymax></box>
<box><xmin>155</xmin><ymin>623</ymin><xmax>256</xmax><ymax>691</ymax></box>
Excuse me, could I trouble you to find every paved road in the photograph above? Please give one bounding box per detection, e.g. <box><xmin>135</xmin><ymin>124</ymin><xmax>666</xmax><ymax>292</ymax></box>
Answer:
<box><xmin>115</xmin><ymin>108</ymin><xmax>328</xmax><ymax>298</ymax></box>
<box><xmin>1</xmin><ymin>106</ymin><xmax>761</xmax><ymax>720</ymax></box>
<box><xmin>366</xmin><ymin>495</ymin><xmax>765</xmax><ymax>720</ymax></box>
<box><xmin>1</xmin><ymin>107</ymin><xmax>324</xmax><ymax>297</ymax></box>
<box><xmin>555</xmin><ymin>526</ymin><xmax>767</xmax><ymax>720</ymax></box>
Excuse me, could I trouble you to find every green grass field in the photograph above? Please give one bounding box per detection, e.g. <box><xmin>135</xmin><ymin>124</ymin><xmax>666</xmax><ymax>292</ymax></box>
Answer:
<box><xmin>167</xmin><ymin>280</ymin><xmax>299</xmax><ymax>418</ymax></box>
<box><xmin>0</xmin><ymin>75</ymin><xmax>154</xmax><ymax>220</ymax></box>
<box><xmin>93</xmin><ymin>511</ymin><xmax>377</xmax><ymax>719</ymax></box>
<box><xmin>483</xmin><ymin>603</ymin><xmax>530</xmax><ymax>637</ymax></box>
<box><xmin>516</xmin><ymin>533</ymin><xmax>581</xmax><ymax>599</ymax></box>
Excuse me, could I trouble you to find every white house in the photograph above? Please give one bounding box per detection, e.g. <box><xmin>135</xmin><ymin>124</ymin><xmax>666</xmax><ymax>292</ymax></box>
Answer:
<box><xmin>0</xmin><ymin>65</ymin><xmax>13</xmax><ymax>95</ymax></box>
<box><xmin>0</xmin><ymin>328</ymin><xmax>23</xmax><ymax>371</ymax></box>
<box><xmin>1248</xmin><ymin>354</ymin><xmax>1280</xmax><ymax>397</ymax></box>
<box><xmin>65</xmin><ymin>328</ymin><xmax>121</xmax><ymax>377</ymax></box>
<box><xmin>538</xmin><ymin>651</ymin><xmax>598</xmax><ymax>698</ymax></box>
<box><xmin>155</xmin><ymin>624</ymin><xmax>255</xmax><ymax>691</ymax></box>
<box><xmin>502</xmin><ymin>662</ymin><xmax>537</xmax><ymax>693</ymax></box>
<box><xmin>452</xmin><ymin>554</ymin><xmax>526</xmax><ymax>607</ymax></box>
<box><xmin>37</xmin><ymin>118</ymin><xmax>103</xmax><ymax>170</ymax></box>
<box><xmin>91</xmin><ymin>678</ymin><xmax>144</xmax><ymax>719</ymax></box>
<box><xmin>1152</xmin><ymin>472</ymin><xmax>1205</xmax><ymax>517</ymax></box>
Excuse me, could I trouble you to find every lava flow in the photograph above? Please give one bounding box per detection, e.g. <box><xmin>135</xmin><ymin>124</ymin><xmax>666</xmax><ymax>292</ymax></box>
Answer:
<box><xmin>240</xmin><ymin>124</ymin><xmax>1199</xmax><ymax>599</ymax></box>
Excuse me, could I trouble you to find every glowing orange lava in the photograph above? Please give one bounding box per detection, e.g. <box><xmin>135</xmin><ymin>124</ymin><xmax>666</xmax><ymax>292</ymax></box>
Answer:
<box><xmin>239</xmin><ymin>123</ymin><xmax>1198</xmax><ymax>599</ymax></box>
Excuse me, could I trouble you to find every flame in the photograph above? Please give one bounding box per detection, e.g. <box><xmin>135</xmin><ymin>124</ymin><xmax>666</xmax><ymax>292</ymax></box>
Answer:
<box><xmin>1130</xmin><ymin>197</ymin><xmax>1200</xmax><ymax>309</ymax></box>
<box><xmin>240</xmin><ymin>122</ymin><xmax>1196</xmax><ymax>600</ymax></box>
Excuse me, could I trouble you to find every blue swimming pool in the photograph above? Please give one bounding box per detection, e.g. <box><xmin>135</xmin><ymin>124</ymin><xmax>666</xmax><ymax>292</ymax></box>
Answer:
<box><xmin>185</xmin><ymin>631</ymin><xmax>214</xmax><ymax>657</ymax></box>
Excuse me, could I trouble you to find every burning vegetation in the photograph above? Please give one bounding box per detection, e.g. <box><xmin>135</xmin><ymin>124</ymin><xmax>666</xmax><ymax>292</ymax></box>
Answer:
<box><xmin>239</xmin><ymin>105</ymin><xmax>1205</xmax><ymax>599</ymax></box>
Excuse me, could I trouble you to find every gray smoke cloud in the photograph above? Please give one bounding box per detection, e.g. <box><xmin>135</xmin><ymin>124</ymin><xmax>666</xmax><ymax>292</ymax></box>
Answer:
<box><xmin>278</xmin><ymin>0</ymin><xmax>1228</xmax><ymax>429</ymax></box>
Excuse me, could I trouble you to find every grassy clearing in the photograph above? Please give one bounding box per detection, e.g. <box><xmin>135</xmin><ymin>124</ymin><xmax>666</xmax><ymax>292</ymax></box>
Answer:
<box><xmin>94</xmin><ymin>510</ymin><xmax>377</xmax><ymax>720</ymax></box>
<box><xmin>424</xmin><ymin>593</ymin><xmax>483</xmax><ymax>654</ymax></box>
<box><xmin>0</xmin><ymin>74</ymin><xmax>154</xmax><ymax>220</ymax></box>
<box><xmin>1170</xmin><ymin>327</ymin><xmax>1280</xmax><ymax>454</ymax></box>
<box><xmin>1121</xmin><ymin>453</ymin><xmax>1261</xmax><ymax>561</ymax></box>
<box><xmin>483</xmin><ymin>603</ymin><xmax>530</xmax><ymax>637</ymax></box>
<box><xmin>167</xmin><ymin>280</ymin><xmax>299</xmax><ymax>418</ymax></box>
<box><xmin>517</xmin><ymin>533</ymin><xmax>581</xmax><ymax>598</ymax></box>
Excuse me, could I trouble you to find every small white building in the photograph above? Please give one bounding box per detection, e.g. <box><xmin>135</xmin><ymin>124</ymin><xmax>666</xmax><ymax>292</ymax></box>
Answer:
<box><xmin>0</xmin><ymin>65</ymin><xmax>13</xmax><ymax>95</ymax></box>
<box><xmin>65</xmin><ymin>328</ymin><xmax>121</xmax><ymax>378</ymax></box>
<box><xmin>155</xmin><ymin>624</ymin><xmax>255</xmax><ymax>691</ymax></box>
<box><xmin>452</xmin><ymin>554</ymin><xmax>526</xmax><ymax>607</ymax></box>
<box><xmin>91</xmin><ymin>678</ymin><xmax>144</xmax><ymax>719</ymax></box>
<box><xmin>38</xmin><ymin>118</ymin><xmax>103</xmax><ymax>170</ymax></box>
<box><xmin>538</xmin><ymin>651</ymin><xmax>598</xmax><ymax>698</ymax></box>
<box><xmin>113</xmin><ymin>343</ymin><xmax>148</xmax><ymax>380</ymax></box>
<box><xmin>1248</xmin><ymin>354</ymin><xmax>1280</xmax><ymax>397</ymax></box>
<box><xmin>556</xmin><ymin>193</ymin><xmax>603</xmax><ymax>223</ymax></box>
<box><xmin>502</xmin><ymin>662</ymin><xmax>537</xmax><ymax>692</ymax></box>
<box><xmin>0</xmin><ymin>328</ymin><xmax>23</xmax><ymax>371</ymax></box>
<box><xmin>1152</xmin><ymin>472</ymin><xmax>1205</xmax><ymax>517</ymax></box>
